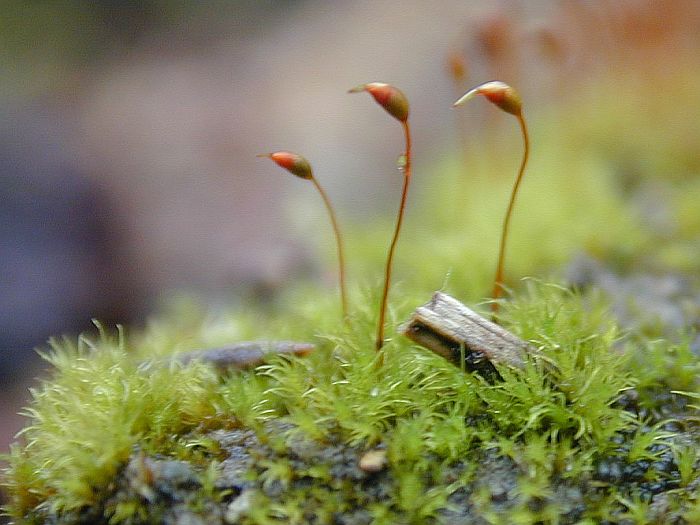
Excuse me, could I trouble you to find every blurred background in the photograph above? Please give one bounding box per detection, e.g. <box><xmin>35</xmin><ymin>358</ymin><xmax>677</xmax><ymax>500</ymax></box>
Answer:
<box><xmin>1</xmin><ymin>0</ymin><xmax>699</xmax><ymax>494</ymax></box>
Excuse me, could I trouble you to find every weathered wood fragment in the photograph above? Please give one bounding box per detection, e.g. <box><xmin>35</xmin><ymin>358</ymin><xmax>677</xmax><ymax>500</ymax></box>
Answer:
<box><xmin>400</xmin><ymin>292</ymin><xmax>531</xmax><ymax>377</ymax></box>
<box><xmin>174</xmin><ymin>341</ymin><xmax>315</xmax><ymax>372</ymax></box>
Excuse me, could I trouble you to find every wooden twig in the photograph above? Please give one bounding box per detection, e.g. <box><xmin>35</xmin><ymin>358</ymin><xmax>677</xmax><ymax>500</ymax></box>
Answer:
<box><xmin>400</xmin><ymin>292</ymin><xmax>531</xmax><ymax>377</ymax></box>
<box><xmin>173</xmin><ymin>341</ymin><xmax>315</xmax><ymax>372</ymax></box>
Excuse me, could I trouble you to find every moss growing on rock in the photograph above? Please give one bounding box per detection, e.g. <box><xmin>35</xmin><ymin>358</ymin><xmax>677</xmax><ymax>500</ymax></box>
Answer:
<box><xmin>2</xmin><ymin>282</ymin><xmax>698</xmax><ymax>524</ymax></box>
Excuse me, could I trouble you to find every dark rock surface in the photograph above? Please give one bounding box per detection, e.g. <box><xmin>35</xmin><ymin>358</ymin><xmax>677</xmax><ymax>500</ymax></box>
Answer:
<box><xmin>565</xmin><ymin>254</ymin><xmax>700</xmax><ymax>349</ymax></box>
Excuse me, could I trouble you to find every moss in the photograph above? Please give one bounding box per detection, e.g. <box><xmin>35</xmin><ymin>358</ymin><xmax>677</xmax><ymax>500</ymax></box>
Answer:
<box><xmin>1</xmin><ymin>324</ymin><xmax>225</xmax><ymax>516</ymax></box>
<box><xmin>2</xmin><ymin>281</ymin><xmax>698</xmax><ymax>524</ymax></box>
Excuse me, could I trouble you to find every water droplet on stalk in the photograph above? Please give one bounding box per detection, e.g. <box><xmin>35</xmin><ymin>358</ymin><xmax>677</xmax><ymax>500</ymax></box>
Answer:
<box><xmin>396</xmin><ymin>154</ymin><xmax>407</xmax><ymax>172</ymax></box>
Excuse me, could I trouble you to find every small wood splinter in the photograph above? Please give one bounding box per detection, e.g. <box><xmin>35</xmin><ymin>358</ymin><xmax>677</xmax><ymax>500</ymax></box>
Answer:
<box><xmin>400</xmin><ymin>292</ymin><xmax>531</xmax><ymax>378</ymax></box>
<box><xmin>175</xmin><ymin>341</ymin><xmax>315</xmax><ymax>372</ymax></box>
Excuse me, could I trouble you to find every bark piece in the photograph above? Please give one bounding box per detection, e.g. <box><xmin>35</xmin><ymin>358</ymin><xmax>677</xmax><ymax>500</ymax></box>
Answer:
<box><xmin>400</xmin><ymin>292</ymin><xmax>530</xmax><ymax>377</ymax></box>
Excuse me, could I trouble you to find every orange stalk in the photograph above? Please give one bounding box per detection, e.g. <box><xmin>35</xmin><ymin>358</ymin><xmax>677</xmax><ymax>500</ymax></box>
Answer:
<box><xmin>348</xmin><ymin>82</ymin><xmax>411</xmax><ymax>353</ymax></box>
<box><xmin>310</xmin><ymin>177</ymin><xmax>349</xmax><ymax>320</ymax></box>
<box><xmin>375</xmin><ymin>120</ymin><xmax>412</xmax><ymax>351</ymax></box>
<box><xmin>491</xmin><ymin>112</ymin><xmax>529</xmax><ymax>315</ymax></box>
<box><xmin>453</xmin><ymin>81</ymin><xmax>529</xmax><ymax>318</ymax></box>
<box><xmin>258</xmin><ymin>151</ymin><xmax>348</xmax><ymax>321</ymax></box>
